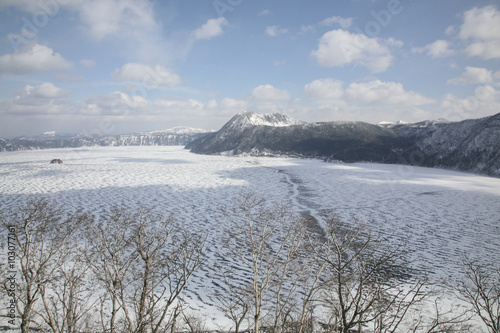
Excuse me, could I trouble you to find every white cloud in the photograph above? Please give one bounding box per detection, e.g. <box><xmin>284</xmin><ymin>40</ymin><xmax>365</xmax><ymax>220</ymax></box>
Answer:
<box><xmin>0</xmin><ymin>43</ymin><xmax>72</xmax><ymax>75</ymax></box>
<box><xmin>300</xmin><ymin>25</ymin><xmax>315</xmax><ymax>34</ymax></box>
<box><xmin>445</xmin><ymin>25</ymin><xmax>456</xmax><ymax>36</ymax></box>
<box><xmin>413</xmin><ymin>40</ymin><xmax>454</xmax><ymax>58</ymax></box>
<box><xmin>209</xmin><ymin>98</ymin><xmax>249</xmax><ymax>117</ymax></box>
<box><xmin>11</xmin><ymin>82</ymin><xmax>72</xmax><ymax>107</ymax></box>
<box><xmin>386</xmin><ymin>37</ymin><xmax>404</xmax><ymax>48</ymax></box>
<box><xmin>219</xmin><ymin>97</ymin><xmax>248</xmax><ymax>110</ymax></box>
<box><xmin>0</xmin><ymin>0</ymin><xmax>184</xmax><ymax>66</ymax></box>
<box><xmin>258</xmin><ymin>9</ymin><xmax>271</xmax><ymax>16</ymax></box>
<box><xmin>67</xmin><ymin>0</ymin><xmax>159</xmax><ymax>41</ymax></box>
<box><xmin>265</xmin><ymin>25</ymin><xmax>288</xmax><ymax>37</ymax></box>
<box><xmin>441</xmin><ymin>86</ymin><xmax>499</xmax><ymax>121</ymax></box>
<box><xmin>251</xmin><ymin>84</ymin><xmax>290</xmax><ymax>101</ymax></box>
<box><xmin>458</xmin><ymin>5</ymin><xmax>500</xmax><ymax>59</ymax></box>
<box><xmin>0</xmin><ymin>82</ymin><xmax>75</xmax><ymax>125</ymax></box>
<box><xmin>319</xmin><ymin>16</ymin><xmax>353</xmax><ymax>29</ymax></box>
<box><xmin>301</xmin><ymin>16</ymin><xmax>353</xmax><ymax>34</ymax></box>
<box><xmin>249</xmin><ymin>84</ymin><xmax>291</xmax><ymax>113</ymax></box>
<box><xmin>111</xmin><ymin>63</ymin><xmax>181</xmax><ymax>88</ymax></box>
<box><xmin>311</xmin><ymin>29</ymin><xmax>392</xmax><ymax>73</ymax></box>
<box><xmin>299</xmin><ymin>78</ymin><xmax>435</xmax><ymax>123</ymax></box>
<box><xmin>25</xmin><ymin>82</ymin><xmax>71</xmax><ymax>99</ymax></box>
<box><xmin>303</xmin><ymin>78</ymin><xmax>344</xmax><ymax>101</ymax></box>
<box><xmin>344</xmin><ymin>80</ymin><xmax>435</xmax><ymax>106</ymax></box>
<box><xmin>447</xmin><ymin>66</ymin><xmax>493</xmax><ymax>86</ymax></box>
<box><xmin>194</xmin><ymin>17</ymin><xmax>228</xmax><ymax>40</ymax></box>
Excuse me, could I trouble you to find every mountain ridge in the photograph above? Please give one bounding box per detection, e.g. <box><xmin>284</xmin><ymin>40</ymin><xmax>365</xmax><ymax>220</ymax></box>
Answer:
<box><xmin>0</xmin><ymin>128</ymin><xmax>212</xmax><ymax>152</ymax></box>
<box><xmin>186</xmin><ymin>111</ymin><xmax>500</xmax><ymax>177</ymax></box>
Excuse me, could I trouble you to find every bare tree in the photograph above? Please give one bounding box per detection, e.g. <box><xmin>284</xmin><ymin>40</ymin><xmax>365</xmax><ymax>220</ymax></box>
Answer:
<box><xmin>128</xmin><ymin>208</ymin><xmax>205</xmax><ymax>333</ymax></box>
<box><xmin>38</xmin><ymin>223</ymin><xmax>100</xmax><ymax>333</ymax></box>
<box><xmin>406</xmin><ymin>298</ymin><xmax>473</xmax><ymax>333</ymax></box>
<box><xmin>221</xmin><ymin>193</ymin><xmax>310</xmax><ymax>333</ymax></box>
<box><xmin>316</xmin><ymin>215</ymin><xmax>431</xmax><ymax>333</ymax></box>
<box><xmin>85</xmin><ymin>206</ymin><xmax>205</xmax><ymax>333</ymax></box>
<box><xmin>216</xmin><ymin>272</ymin><xmax>250</xmax><ymax>333</ymax></box>
<box><xmin>0</xmin><ymin>199</ymin><xmax>86</xmax><ymax>333</ymax></box>
<box><xmin>85</xmin><ymin>206</ymin><xmax>138</xmax><ymax>333</ymax></box>
<box><xmin>459</xmin><ymin>258</ymin><xmax>500</xmax><ymax>333</ymax></box>
<box><xmin>182</xmin><ymin>310</ymin><xmax>208</xmax><ymax>333</ymax></box>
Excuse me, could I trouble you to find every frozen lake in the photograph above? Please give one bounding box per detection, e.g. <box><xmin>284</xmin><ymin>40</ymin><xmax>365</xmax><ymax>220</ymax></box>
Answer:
<box><xmin>1</xmin><ymin>146</ymin><xmax>499</xmax><ymax>326</ymax></box>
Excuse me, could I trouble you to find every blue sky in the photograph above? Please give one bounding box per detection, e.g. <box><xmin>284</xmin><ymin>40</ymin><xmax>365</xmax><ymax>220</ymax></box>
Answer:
<box><xmin>0</xmin><ymin>0</ymin><xmax>499</xmax><ymax>137</ymax></box>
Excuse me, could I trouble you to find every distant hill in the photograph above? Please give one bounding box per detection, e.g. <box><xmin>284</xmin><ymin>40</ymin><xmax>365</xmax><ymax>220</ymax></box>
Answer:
<box><xmin>0</xmin><ymin>127</ymin><xmax>213</xmax><ymax>152</ymax></box>
<box><xmin>404</xmin><ymin>113</ymin><xmax>500</xmax><ymax>176</ymax></box>
<box><xmin>186</xmin><ymin>111</ymin><xmax>500</xmax><ymax>177</ymax></box>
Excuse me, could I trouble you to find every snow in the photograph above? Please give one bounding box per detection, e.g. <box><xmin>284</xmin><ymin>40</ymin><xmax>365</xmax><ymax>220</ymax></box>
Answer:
<box><xmin>234</xmin><ymin>111</ymin><xmax>303</xmax><ymax>127</ymax></box>
<box><xmin>149</xmin><ymin>126</ymin><xmax>214</xmax><ymax>134</ymax></box>
<box><xmin>1</xmin><ymin>146</ymin><xmax>499</xmax><ymax>329</ymax></box>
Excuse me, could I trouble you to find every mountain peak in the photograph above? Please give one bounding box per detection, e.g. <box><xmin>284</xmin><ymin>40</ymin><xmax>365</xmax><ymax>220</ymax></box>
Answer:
<box><xmin>230</xmin><ymin>111</ymin><xmax>303</xmax><ymax>128</ymax></box>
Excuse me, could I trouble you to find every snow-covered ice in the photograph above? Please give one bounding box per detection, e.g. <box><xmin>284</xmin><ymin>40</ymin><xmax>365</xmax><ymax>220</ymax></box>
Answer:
<box><xmin>1</xmin><ymin>146</ymin><xmax>499</xmax><ymax>328</ymax></box>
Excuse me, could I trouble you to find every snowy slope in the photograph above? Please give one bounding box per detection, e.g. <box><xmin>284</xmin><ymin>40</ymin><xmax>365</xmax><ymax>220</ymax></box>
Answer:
<box><xmin>225</xmin><ymin>110</ymin><xmax>304</xmax><ymax>128</ymax></box>
<box><xmin>413</xmin><ymin>113</ymin><xmax>500</xmax><ymax>176</ymax></box>
<box><xmin>1</xmin><ymin>146</ymin><xmax>499</xmax><ymax>329</ymax></box>
<box><xmin>187</xmin><ymin>113</ymin><xmax>401</xmax><ymax>161</ymax></box>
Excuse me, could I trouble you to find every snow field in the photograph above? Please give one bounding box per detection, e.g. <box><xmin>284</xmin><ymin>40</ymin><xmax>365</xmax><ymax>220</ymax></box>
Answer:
<box><xmin>1</xmin><ymin>146</ymin><xmax>499</xmax><ymax>330</ymax></box>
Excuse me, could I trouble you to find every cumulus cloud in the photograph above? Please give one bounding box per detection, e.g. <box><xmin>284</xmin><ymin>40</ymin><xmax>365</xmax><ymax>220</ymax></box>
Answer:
<box><xmin>84</xmin><ymin>92</ymin><xmax>248</xmax><ymax>121</ymax></box>
<box><xmin>251</xmin><ymin>84</ymin><xmax>290</xmax><ymax>101</ymax></box>
<box><xmin>311</xmin><ymin>29</ymin><xmax>392</xmax><ymax>73</ymax></box>
<box><xmin>413</xmin><ymin>40</ymin><xmax>454</xmax><ymax>58</ymax></box>
<box><xmin>0</xmin><ymin>43</ymin><xmax>72</xmax><ymax>75</ymax></box>
<box><xmin>301</xmin><ymin>78</ymin><xmax>434</xmax><ymax>118</ymax></box>
<box><xmin>21</xmin><ymin>82</ymin><xmax>72</xmax><ymax>99</ymax></box>
<box><xmin>447</xmin><ymin>66</ymin><xmax>493</xmax><ymax>86</ymax></box>
<box><xmin>219</xmin><ymin>97</ymin><xmax>249</xmax><ymax>110</ymax></box>
<box><xmin>9</xmin><ymin>82</ymin><xmax>72</xmax><ymax>109</ymax></box>
<box><xmin>441</xmin><ymin>86</ymin><xmax>499</xmax><ymax>120</ymax></box>
<box><xmin>303</xmin><ymin>78</ymin><xmax>344</xmax><ymax>101</ymax></box>
<box><xmin>265</xmin><ymin>25</ymin><xmax>288</xmax><ymax>37</ymax></box>
<box><xmin>248</xmin><ymin>84</ymin><xmax>290</xmax><ymax>113</ymax></box>
<box><xmin>458</xmin><ymin>5</ymin><xmax>500</xmax><ymax>59</ymax></box>
<box><xmin>0</xmin><ymin>82</ymin><xmax>75</xmax><ymax>124</ymax></box>
<box><xmin>111</xmin><ymin>63</ymin><xmax>181</xmax><ymax>88</ymax></box>
<box><xmin>344</xmin><ymin>80</ymin><xmax>435</xmax><ymax>106</ymax></box>
<box><xmin>194</xmin><ymin>17</ymin><xmax>228</xmax><ymax>40</ymax></box>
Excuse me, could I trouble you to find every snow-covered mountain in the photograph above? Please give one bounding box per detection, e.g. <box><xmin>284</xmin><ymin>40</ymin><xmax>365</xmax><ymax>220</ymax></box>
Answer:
<box><xmin>0</xmin><ymin>128</ymin><xmax>213</xmax><ymax>152</ymax></box>
<box><xmin>187</xmin><ymin>111</ymin><xmax>403</xmax><ymax>161</ymax></box>
<box><xmin>408</xmin><ymin>113</ymin><xmax>500</xmax><ymax>176</ymax></box>
<box><xmin>228</xmin><ymin>110</ymin><xmax>304</xmax><ymax>127</ymax></box>
<box><xmin>212</xmin><ymin>111</ymin><xmax>304</xmax><ymax>141</ymax></box>
<box><xmin>187</xmin><ymin>111</ymin><xmax>500</xmax><ymax>177</ymax></box>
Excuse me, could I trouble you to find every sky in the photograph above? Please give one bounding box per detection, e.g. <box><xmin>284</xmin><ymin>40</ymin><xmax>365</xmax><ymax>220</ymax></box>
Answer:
<box><xmin>0</xmin><ymin>0</ymin><xmax>499</xmax><ymax>138</ymax></box>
